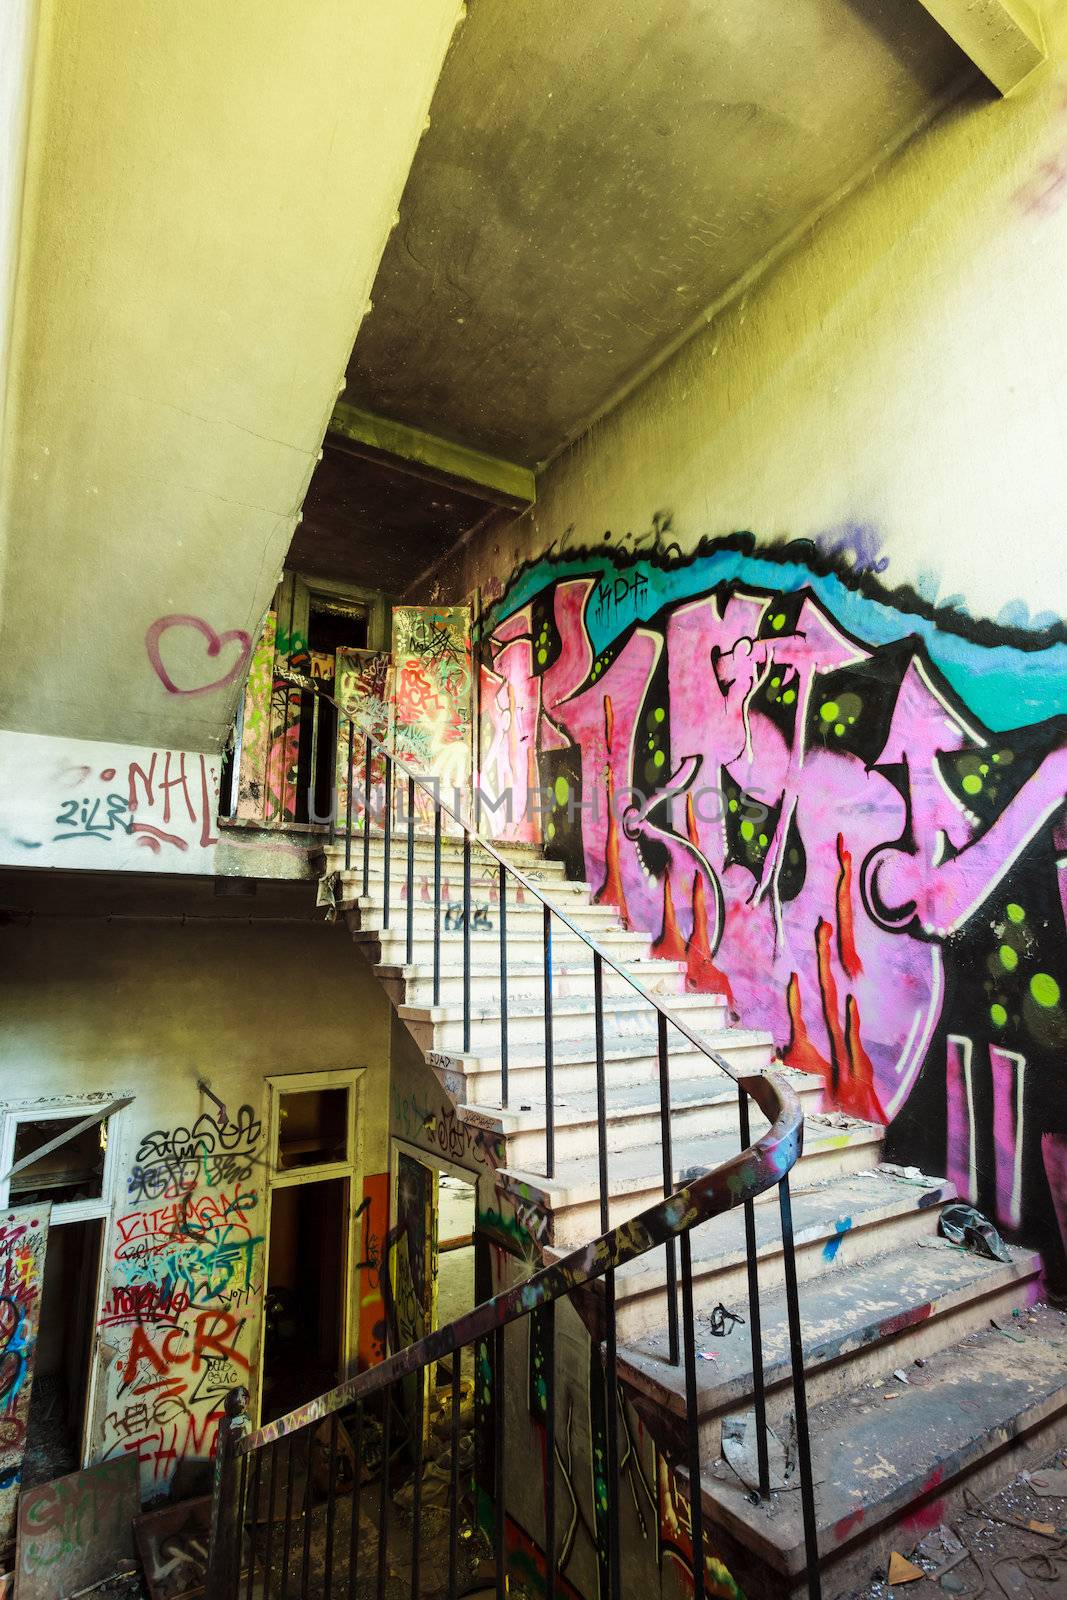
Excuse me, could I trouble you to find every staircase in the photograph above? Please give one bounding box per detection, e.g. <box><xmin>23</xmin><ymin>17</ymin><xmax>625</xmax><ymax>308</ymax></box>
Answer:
<box><xmin>320</xmin><ymin>821</ymin><xmax>1067</xmax><ymax>1600</ymax></box>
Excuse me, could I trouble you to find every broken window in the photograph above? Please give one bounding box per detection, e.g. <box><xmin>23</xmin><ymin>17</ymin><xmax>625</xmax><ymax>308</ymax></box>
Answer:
<box><xmin>9</xmin><ymin>1117</ymin><xmax>106</xmax><ymax>1205</ymax></box>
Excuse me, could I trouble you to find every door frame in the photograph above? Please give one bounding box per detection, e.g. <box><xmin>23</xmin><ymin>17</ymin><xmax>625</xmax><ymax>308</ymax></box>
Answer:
<box><xmin>254</xmin><ymin>1068</ymin><xmax>365</xmax><ymax>1426</ymax></box>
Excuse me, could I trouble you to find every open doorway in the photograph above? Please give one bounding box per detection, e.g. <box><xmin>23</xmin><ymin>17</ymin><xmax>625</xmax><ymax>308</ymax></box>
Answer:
<box><xmin>297</xmin><ymin>597</ymin><xmax>369</xmax><ymax>822</ymax></box>
<box><xmin>22</xmin><ymin>1219</ymin><xmax>103</xmax><ymax>1487</ymax></box>
<box><xmin>390</xmin><ymin>1151</ymin><xmax>477</xmax><ymax>1378</ymax></box>
<box><xmin>261</xmin><ymin>1177</ymin><xmax>349</xmax><ymax>1422</ymax></box>
<box><xmin>258</xmin><ymin>1071</ymin><xmax>363</xmax><ymax>1425</ymax></box>
<box><xmin>436</xmin><ymin>1173</ymin><xmax>476</xmax><ymax>1350</ymax></box>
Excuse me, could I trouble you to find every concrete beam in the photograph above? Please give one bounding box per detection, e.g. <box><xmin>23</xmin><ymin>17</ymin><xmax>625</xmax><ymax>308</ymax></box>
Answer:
<box><xmin>329</xmin><ymin>401</ymin><xmax>536</xmax><ymax>508</ymax></box>
<box><xmin>915</xmin><ymin>0</ymin><xmax>1046</xmax><ymax>94</ymax></box>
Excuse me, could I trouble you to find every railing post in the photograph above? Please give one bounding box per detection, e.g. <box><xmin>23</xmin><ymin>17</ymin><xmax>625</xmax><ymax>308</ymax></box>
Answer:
<box><xmin>344</xmin><ymin>721</ymin><xmax>354</xmax><ymax>870</ymax></box>
<box><xmin>738</xmin><ymin>1082</ymin><xmax>770</xmax><ymax>1497</ymax></box>
<box><xmin>462</xmin><ymin>832</ymin><xmax>472</xmax><ymax>1052</ymax></box>
<box><xmin>499</xmin><ymin>860</ymin><xmax>509</xmax><ymax>1108</ymax></box>
<box><xmin>383</xmin><ymin>753</ymin><xmax>393</xmax><ymax>929</ymax></box>
<box><xmin>206</xmin><ymin>1386</ymin><xmax>249</xmax><ymax>1600</ymax></box>
<box><xmin>433</xmin><ymin>802</ymin><xmax>443</xmax><ymax>1007</ymax></box>
<box><xmin>779</xmin><ymin>1175</ymin><xmax>823</xmax><ymax>1600</ymax></box>
<box><xmin>406</xmin><ymin>775</ymin><xmax>416</xmax><ymax>965</ymax></box>
<box><xmin>657</xmin><ymin>1012</ymin><xmax>680</xmax><ymax>1367</ymax></box>
<box><xmin>543</xmin><ymin>903</ymin><xmax>555</xmax><ymax>1178</ymax></box>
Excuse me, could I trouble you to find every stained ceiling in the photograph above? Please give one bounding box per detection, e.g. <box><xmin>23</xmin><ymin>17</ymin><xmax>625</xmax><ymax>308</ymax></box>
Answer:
<box><xmin>343</xmin><ymin>0</ymin><xmax>975</xmax><ymax>470</ymax></box>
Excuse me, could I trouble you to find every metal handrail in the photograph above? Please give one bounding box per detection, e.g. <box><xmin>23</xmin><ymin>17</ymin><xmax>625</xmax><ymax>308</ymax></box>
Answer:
<box><xmin>240</xmin><ymin>1071</ymin><xmax>800</xmax><ymax>1454</ymax></box>
<box><xmin>280</xmin><ymin>666</ymin><xmax>742</xmax><ymax>1085</ymax></box>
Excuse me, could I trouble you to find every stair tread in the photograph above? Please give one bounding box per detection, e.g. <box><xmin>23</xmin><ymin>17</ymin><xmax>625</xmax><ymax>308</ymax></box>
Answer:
<box><xmin>398</xmin><ymin>990</ymin><xmax>730</xmax><ymax>1022</ymax></box>
<box><xmin>557</xmin><ymin>1167</ymin><xmax>956</xmax><ymax>1289</ymax></box>
<box><xmin>375</xmin><ymin>957</ymin><xmax>686</xmax><ymax>980</ymax></box>
<box><xmin>698</xmin><ymin>1303</ymin><xmax>1067</xmax><ymax>1575</ymax></box>
<box><xmin>459</xmin><ymin>1067</ymin><xmax>822</xmax><ymax>1131</ymax></box>
<box><xmin>431</xmin><ymin>1028</ymin><xmax>771</xmax><ymax>1071</ymax></box>
<box><xmin>619</xmin><ymin>1238</ymin><xmax>1040</xmax><ymax>1415</ymax></box>
<box><xmin>497</xmin><ymin>1115</ymin><xmax>882</xmax><ymax>1207</ymax></box>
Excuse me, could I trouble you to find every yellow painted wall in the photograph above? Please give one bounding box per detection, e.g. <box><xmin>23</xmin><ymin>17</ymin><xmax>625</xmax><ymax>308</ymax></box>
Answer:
<box><xmin>0</xmin><ymin>0</ymin><xmax>461</xmax><ymax>752</ymax></box>
<box><xmin>459</xmin><ymin>14</ymin><xmax>1067</xmax><ymax>624</ymax></box>
<box><xmin>0</xmin><ymin>872</ymin><xmax>393</xmax><ymax>1496</ymax></box>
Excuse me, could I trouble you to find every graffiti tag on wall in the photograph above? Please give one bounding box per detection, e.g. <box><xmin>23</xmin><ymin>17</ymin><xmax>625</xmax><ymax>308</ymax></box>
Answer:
<box><xmin>97</xmin><ymin>1106</ymin><xmax>264</xmax><ymax>1495</ymax></box>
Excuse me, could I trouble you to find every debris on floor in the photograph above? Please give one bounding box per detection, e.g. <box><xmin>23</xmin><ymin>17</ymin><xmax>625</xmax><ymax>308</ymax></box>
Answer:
<box><xmin>854</xmin><ymin>1445</ymin><xmax>1067</xmax><ymax>1598</ymax></box>
<box><xmin>721</xmin><ymin>1410</ymin><xmax>795</xmax><ymax>1493</ymax></box>
<box><xmin>937</xmin><ymin>1203</ymin><xmax>1013</xmax><ymax>1264</ymax></box>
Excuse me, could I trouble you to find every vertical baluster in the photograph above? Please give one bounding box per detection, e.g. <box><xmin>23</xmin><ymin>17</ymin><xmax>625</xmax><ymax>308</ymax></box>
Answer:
<box><xmin>447</xmin><ymin>1360</ymin><xmax>461</xmax><ymax>1600</ymax></box>
<box><xmin>543</xmin><ymin>903</ymin><xmax>555</xmax><ymax>1179</ymax></box>
<box><xmin>593</xmin><ymin>950</ymin><xmax>620</xmax><ymax>1598</ymax></box>
<box><xmin>309</xmin><ymin>693</ymin><xmax>321</xmax><ymax>822</ymax></box>
<box><xmin>433</xmin><ymin>804</ymin><xmax>442</xmax><ymax>1007</ymax></box>
<box><xmin>494</xmin><ymin>1324</ymin><xmax>506</xmax><ymax>1600</ymax></box>
<box><xmin>323</xmin><ymin>1415</ymin><xmax>340</xmax><ymax>1595</ymax></box>
<box><xmin>299</xmin><ymin>1431</ymin><xmax>314</xmax><ymax>1599</ymax></box>
<box><xmin>657</xmin><ymin>1013</ymin><xmax>681</xmax><ymax>1366</ymax></box>
<box><xmin>594</xmin><ymin>953</ymin><xmax>609</xmax><ymax>1224</ymax></box>
<box><xmin>362</xmin><ymin>738</ymin><xmax>372</xmax><ymax>895</ymax></box>
<box><xmin>544</xmin><ymin>1304</ymin><xmax>556</xmax><ymax>1600</ymax></box>
<box><xmin>779</xmin><ymin>1175</ymin><xmax>822</xmax><ymax>1600</ymax></box>
<box><xmin>680</xmin><ymin>1230</ymin><xmax>706</xmax><ymax>1599</ymax></box>
<box><xmin>499</xmin><ymin>862</ymin><xmax>509</xmax><ymax>1108</ymax></box>
<box><xmin>604</xmin><ymin>1273</ymin><xmax>622</xmax><ymax>1600</ymax></box>
<box><xmin>383</xmin><ymin>754</ymin><xmax>393</xmax><ymax>930</ymax></box>
<box><xmin>410</xmin><ymin>1375</ymin><xmax>424</xmax><ymax>1599</ymax></box>
<box><xmin>347</xmin><ymin>1403</ymin><xmax>363</xmax><ymax>1599</ymax></box>
<box><xmin>406</xmin><ymin>776</ymin><xmax>416</xmax><ymax>965</ymax></box>
<box><xmin>377</xmin><ymin>1391</ymin><xmax>392</xmax><ymax>1599</ymax></box>
<box><xmin>737</xmin><ymin>1082</ymin><xmax>770</xmax><ymax>1497</ymax></box>
<box><xmin>263</xmin><ymin>1443</ymin><xmax>279</xmax><ymax>1597</ymax></box>
<box><xmin>462</xmin><ymin>833</ymin><xmax>472</xmax><ymax>1052</ymax></box>
<box><xmin>280</xmin><ymin>1436</ymin><xmax>297</xmax><ymax>1600</ymax></box>
<box><xmin>244</xmin><ymin>1451</ymin><xmax>262</xmax><ymax>1600</ymax></box>
<box><xmin>344</xmin><ymin>723</ymin><xmax>354</xmax><ymax>870</ymax></box>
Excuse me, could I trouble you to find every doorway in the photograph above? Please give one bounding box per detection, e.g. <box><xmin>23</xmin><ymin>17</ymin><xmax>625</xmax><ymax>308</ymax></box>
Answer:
<box><xmin>22</xmin><ymin>1219</ymin><xmax>103</xmax><ymax>1487</ymax></box>
<box><xmin>257</xmin><ymin>1071</ymin><xmax>363</xmax><ymax>1426</ymax></box>
<box><xmin>261</xmin><ymin>1178</ymin><xmax>349</xmax><ymax>1421</ymax></box>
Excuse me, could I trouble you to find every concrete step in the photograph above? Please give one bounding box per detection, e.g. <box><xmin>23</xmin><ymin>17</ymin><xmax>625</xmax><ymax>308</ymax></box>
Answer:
<box><xmin>619</xmin><ymin>1238</ymin><xmax>1042</xmax><ymax>1456</ymax></box>
<box><xmin>320</xmin><ymin>837</ymin><xmax>567</xmax><ymax>875</ymax></box>
<box><xmin>351</xmin><ymin>921</ymin><xmax>662</xmax><ymax>971</ymax></box>
<box><xmin>564</xmin><ymin>1165</ymin><xmax>952</xmax><ymax>1344</ymax></box>
<box><xmin>398</xmin><ymin>990</ymin><xmax>733</xmax><ymax>1054</ymax></box>
<box><xmin>496</xmin><ymin>1114</ymin><xmax>884</xmax><ymax>1248</ymax></box>
<box><xmin>348</xmin><ymin>892</ymin><xmax>628</xmax><ymax>939</ymax></box>
<box><xmin>694</xmin><ymin>1303</ymin><xmax>1067</xmax><ymax>1599</ymax></box>
<box><xmin>429</xmin><ymin>1026</ymin><xmax>772</xmax><ymax>1105</ymax></box>
<box><xmin>374</xmin><ymin>954</ymin><xmax>688</xmax><ymax>1008</ymax></box>
<box><xmin>461</xmin><ymin>1069</ymin><xmax>826</xmax><ymax>1168</ymax></box>
<box><xmin>329</xmin><ymin>862</ymin><xmax>595</xmax><ymax>901</ymax></box>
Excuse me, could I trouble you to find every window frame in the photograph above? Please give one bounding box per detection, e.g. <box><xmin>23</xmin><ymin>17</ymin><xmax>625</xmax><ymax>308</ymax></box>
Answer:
<box><xmin>0</xmin><ymin>1096</ymin><xmax>127</xmax><ymax>1224</ymax></box>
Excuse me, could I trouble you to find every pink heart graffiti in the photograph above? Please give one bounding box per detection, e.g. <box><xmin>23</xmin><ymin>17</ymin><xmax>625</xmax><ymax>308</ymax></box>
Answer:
<box><xmin>145</xmin><ymin>614</ymin><xmax>252</xmax><ymax>697</ymax></box>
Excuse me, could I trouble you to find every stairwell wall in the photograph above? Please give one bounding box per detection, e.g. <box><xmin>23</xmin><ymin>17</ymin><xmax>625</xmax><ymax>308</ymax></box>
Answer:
<box><xmin>432</xmin><ymin>26</ymin><xmax>1067</xmax><ymax>1289</ymax></box>
<box><xmin>0</xmin><ymin>872</ymin><xmax>394</xmax><ymax>1504</ymax></box>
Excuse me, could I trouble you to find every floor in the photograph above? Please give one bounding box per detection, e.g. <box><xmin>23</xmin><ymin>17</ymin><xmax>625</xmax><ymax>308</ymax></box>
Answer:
<box><xmin>854</xmin><ymin>1448</ymin><xmax>1067</xmax><ymax>1599</ymax></box>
